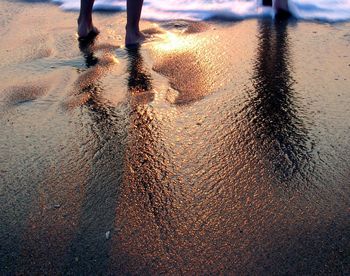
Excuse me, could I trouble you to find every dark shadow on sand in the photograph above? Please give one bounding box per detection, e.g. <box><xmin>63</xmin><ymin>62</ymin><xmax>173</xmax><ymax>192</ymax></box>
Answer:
<box><xmin>246</xmin><ymin>18</ymin><xmax>313</xmax><ymax>185</ymax></box>
<box><xmin>62</xmin><ymin>41</ymin><xmax>155</xmax><ymax>275</ymax></box>
<box><xmin>126</xmin><ymin>46</ymin><xmax>153</xmax><ymax>94</ymax></box>
<box><xmin>62</xmin><ymin>38</ymin><xmax>128</xmax><ymax>275</ymax></box>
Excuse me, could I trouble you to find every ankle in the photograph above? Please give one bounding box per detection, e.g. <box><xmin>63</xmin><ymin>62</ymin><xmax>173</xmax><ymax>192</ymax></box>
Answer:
<box><xmin>126</xmin><ymin>24</ymin><xmax>140</xmax><ymax>34</ymax></box>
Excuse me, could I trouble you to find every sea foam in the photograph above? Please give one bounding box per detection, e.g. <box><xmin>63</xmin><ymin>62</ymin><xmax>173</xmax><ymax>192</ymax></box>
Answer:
<box><xmin>53</xmin><ymin>0</ymin><xmax>350</xmax><ymax>22</ymax></box>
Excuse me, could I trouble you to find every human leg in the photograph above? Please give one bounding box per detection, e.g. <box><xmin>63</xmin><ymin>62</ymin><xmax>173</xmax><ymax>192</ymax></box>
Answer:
<box><xmin>273</xmin><ymin>0</ymin><xmax>289</xmax><ymax>12</ymax></box>
<box><xmin>125</xmin><ymin>0</ymin><xmax>146</xmax><ymax>45</ymax></box>
<box><xmin>78</xmin><ymin>0</ymin><xmax>99</xmax><ymax>38</ymax></box>
<box><xmin>262</xmin><ymin>0</ymin><xmax>272</xmax><ymax>6</ymax></box>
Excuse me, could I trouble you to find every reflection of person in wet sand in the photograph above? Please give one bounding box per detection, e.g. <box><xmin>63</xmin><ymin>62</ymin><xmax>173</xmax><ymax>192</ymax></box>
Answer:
<box><xmin>247</xmin><ymin>18</ymin><xmax>311</xmax><ymax>182</ymax></box>
<box><xmin>78</xmin><ymin>0</ymin><xmax>147</xmax><ymax>45</ymax></box>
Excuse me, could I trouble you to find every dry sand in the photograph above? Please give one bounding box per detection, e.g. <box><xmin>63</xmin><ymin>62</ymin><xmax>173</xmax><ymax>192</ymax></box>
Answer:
<box><xmin>1</xmin><ymin>0</ymin><xmax>350</xmax><ymax>274</ymax></box>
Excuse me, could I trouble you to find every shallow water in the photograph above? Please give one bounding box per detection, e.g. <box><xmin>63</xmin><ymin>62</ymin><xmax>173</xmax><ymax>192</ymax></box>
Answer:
<box><xmin>54</xmin><ymin>0</ymin><xmax>350</xmax><ymax>22</ymax></box>
<box><xmin>1</xmin><ymin>1</ymin><xmax>350</xmax><ymax>274</ymax></box>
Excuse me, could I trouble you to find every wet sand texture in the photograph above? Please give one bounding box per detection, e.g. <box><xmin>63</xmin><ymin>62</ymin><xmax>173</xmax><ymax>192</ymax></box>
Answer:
<box><xmin>1</xmin><ymin>1</ymin><xmax>350</xmax><ymax>274</ymax></box>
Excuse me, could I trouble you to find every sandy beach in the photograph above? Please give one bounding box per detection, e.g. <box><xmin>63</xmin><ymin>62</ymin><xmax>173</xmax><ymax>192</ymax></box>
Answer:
<box><xmin>1</xmin><ymin>0</ymin><xmax>350</xmax><ymax>274</ymax></box>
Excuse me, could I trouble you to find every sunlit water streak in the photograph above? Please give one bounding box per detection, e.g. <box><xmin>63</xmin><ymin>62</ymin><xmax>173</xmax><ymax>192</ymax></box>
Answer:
<box><xmin>53</xmin><ymin>0</ymin><xmax>350</xmax><ymax>22</ymax></box>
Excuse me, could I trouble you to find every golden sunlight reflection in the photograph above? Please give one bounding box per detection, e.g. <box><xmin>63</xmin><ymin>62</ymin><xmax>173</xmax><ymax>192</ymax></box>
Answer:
<box><xmin>151</xmin><ymin>30</ymin><xmax>221</xmax><ymax>104</ymax></box>
<box><xmin>154</xmin><ymin>31</ymin><xmax>196</xmax><ymax>52</ymax></box>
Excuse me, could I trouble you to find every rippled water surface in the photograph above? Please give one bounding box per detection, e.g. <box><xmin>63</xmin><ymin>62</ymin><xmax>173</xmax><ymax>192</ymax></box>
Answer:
<box><xmin>0</xmin><ymin>3</ymin><xmax>349</xmax><ymax>273</ymax></box>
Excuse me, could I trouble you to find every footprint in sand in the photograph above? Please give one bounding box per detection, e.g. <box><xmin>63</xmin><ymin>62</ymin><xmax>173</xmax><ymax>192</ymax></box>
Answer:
<box><xmin>150</xmin><ymin>21</ymin><xmax>215</xmax><ymax>105</ymax></box>
<box><xmin>160</xmin><ymin>21</ymin><xmax>210</xmax><ymax>34</ymax></box>
<box><xmin>62</xmin><ymin>42</ymin><xmax>120</xmax><ymax>110</ymax></box>
<box><xmin>20</xmin><ymin>34</ymin><xmax>55</xmax><ymax>62</ymax></box>
<box><xmin>1</xmin><ymin>85</ymin><xmax>48</xmax><ymax>106</ymax></box>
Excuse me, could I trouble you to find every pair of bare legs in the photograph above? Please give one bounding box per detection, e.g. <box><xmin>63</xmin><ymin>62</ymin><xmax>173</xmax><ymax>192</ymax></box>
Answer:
<box><xmin>78</xmin><ymin>0</ymin><xmax>289</xmax><ymax>44</ymax></box>
<box><xmin>78</xmin><ymin>0</ymin><xmax>146</xmax><ymax>45</ymax></box>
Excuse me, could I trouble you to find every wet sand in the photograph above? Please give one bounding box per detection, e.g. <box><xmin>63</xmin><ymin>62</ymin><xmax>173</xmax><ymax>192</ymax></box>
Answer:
<box><xmin>1</xmin><ymin>0</ymin><xmax>350</xmax><ymax>274</ymax></box>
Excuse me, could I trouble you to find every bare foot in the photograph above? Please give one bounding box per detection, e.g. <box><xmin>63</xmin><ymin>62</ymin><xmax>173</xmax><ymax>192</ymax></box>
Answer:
<box><xmin>77</xmin><ymin>17</ymin><xmax>100</xmax><ymax>40</ymax></box>
<box><xmin>125</xmin><ymin>28</ymin><xmax>149</xmax><ymax>46</ymax></box>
